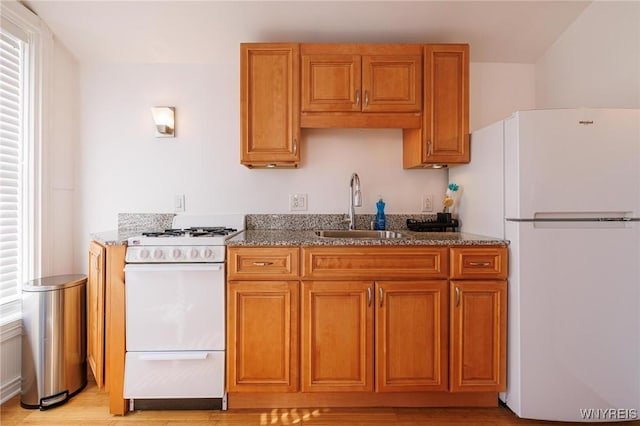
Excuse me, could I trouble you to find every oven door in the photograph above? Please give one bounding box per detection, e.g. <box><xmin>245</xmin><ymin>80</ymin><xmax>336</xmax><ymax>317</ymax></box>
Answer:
<box><xmin>124</xmin><ymin>263</ymin><xmax>225</xmax><ymax>351</ymax></box>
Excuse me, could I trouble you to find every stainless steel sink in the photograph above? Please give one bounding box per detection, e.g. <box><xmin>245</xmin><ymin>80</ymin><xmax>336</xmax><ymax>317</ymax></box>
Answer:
<box><xmin>314</xmin><ymin>230</ymin><xmax>410</xmax><ymax>239</ymax></box>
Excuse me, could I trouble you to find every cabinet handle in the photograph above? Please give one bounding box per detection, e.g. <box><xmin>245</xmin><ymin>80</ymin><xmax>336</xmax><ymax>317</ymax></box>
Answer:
<box><xmin>364</xmin><ymin>90</ymin><xmax>369</xmax><ymax>106</ymax></box>
<box><xmin>379</xmin><ymin>287</ymin><xmax>384</xmax><ymax>308</ymax></box>
<box><xmin>455</xmin><ymin>287</ymin><xmax>460</xmax><ymax>307</ymax></box>
<box><xmin>427</xmin><ymin>140</ymin><xmax>433</xmax><ymax>157</ymax></box>
<box><xmin>293</xmin><ymin>138</ymin><xmax>298</xmax><ymax>156</ymax></box>
<box><xmin>92</xmin><ymin>254</ymin><xmax>101</xmax><ymax>272</ymax></box>
<box><xmin>355</xmin><ymin>90</ymin><xmax>361</xmax><ymax>107</ymax></box>
<box><xmin>367</xmin><ymin>287</ymin><xmax>372</xmax><ymax>307</ymax></box>
<box><xmin>252</xmin><ymin>261</ymin><xmax>274</xmax><ymax>266</ymax></box>
<box><xmin>469</xmin><ymin>261</ymin><xmax>491</xmax><ymax>267</ymax></box>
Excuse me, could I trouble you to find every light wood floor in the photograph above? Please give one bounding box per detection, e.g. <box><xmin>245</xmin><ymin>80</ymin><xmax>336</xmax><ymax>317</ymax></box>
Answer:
<box><xmin>2</xmin><ymin>378</ymin><xmax>638</xmax><ymax>426</ymax></box>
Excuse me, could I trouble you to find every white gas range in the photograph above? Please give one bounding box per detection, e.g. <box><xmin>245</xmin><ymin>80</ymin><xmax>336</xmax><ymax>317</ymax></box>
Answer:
<box><xmin>123</xmin><ymin>214</ymin><xmax>244</xmax><ymax>411</ymax></box>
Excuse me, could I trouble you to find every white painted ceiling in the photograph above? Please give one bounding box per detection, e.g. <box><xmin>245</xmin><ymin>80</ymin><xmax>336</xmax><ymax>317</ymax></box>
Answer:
<box><xmin>22</xmin><ymin>0</ymin><xmax>592</xmax><ymax>64</ymax></box>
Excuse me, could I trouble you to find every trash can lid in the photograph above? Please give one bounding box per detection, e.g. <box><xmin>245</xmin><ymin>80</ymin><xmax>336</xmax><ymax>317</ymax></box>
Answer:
<box><xmin>22</xmin><ymin>274</ymin><xmax>87</xmax><ymax>292</ymax></box>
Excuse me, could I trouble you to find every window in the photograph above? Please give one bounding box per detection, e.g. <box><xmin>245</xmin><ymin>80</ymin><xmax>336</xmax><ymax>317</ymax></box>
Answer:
<box><xmin>0</xmin><ymin>3</ymin><xmax>47</xmax><ymax>324</ymax></box>
<box><xmin>0</xmin><ymin>20</ymin><xmax>26</xmax><ymax>321</ymax></box>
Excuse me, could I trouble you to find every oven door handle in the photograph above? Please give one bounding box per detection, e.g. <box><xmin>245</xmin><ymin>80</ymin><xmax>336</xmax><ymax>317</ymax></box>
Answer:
<box><xmin>138</xmin><ymin>352</ymin><xmax>209</xmax><ymax>361</ymax></box>
<box><xmin>124</xmin><ymin>264</ymin><xmax>223</xmax><ymax>272</ymax></box>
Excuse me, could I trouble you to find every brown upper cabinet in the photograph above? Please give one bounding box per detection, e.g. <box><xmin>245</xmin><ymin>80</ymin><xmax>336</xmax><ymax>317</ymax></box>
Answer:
<box><xmin>240</xmin><ymin>42</ymin><xmax>469</xmax><ymax>168</ymax></box>
<box><xmin>300</xmin><ymin>44</ymin><xmax>422</xmax><ymax>129</ymax></box>
<box><xmin>240</xmin><ymin>43</ymin><xmax>300</xmax><ymax>168</ymax></box>
<box><xmin>403</xmin><ymin>44</ymin><xmax>470</xmax><ymax>168</ymax></box>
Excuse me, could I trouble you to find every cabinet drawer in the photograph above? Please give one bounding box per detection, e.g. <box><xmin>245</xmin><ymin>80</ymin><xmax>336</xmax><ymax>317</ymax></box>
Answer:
<box><xmin>450</xmin><ymin>247</ymin><xmax>507</xmax><ymax>280</ymax></box>
<box><xmin>228</xmin><ymin>247</ymin><xmax>299</xmax><ymax>280</ymax></box>
<box><xmin>302</xmin><ymin>247</ymin><xmax>448</xmax><ymax>279</ymax></box>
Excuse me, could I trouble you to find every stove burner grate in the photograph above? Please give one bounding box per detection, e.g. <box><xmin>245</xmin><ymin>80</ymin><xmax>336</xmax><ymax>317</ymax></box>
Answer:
<box><xmin>141</xmin><ymin>230</ymin><xmax>185</xmax><ymax>237</ymax></box>
<box><xmin>140</xmin><ymin>227</ymin><xmax>238</xmax><ymax>238</ymax></box>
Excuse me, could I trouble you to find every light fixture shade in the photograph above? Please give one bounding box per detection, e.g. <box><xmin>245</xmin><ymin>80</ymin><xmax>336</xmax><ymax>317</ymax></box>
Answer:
<box><xmin>151</xmin><ymin>106</ymin><xmax>175</xmax><ymax>137</ymax></box>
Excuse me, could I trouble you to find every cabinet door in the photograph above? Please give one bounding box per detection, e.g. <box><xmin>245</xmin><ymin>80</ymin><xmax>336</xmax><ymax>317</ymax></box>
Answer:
<box><xmin>87</xmin><ymin>241</ymin><xmax>106</xmax><ymax>389</ymax></box>
<box><xmin>240</xmin><ymin>43</ymin><xmax>300</xmax><ymax>167</ymax></box>
<box><xmin>424</xmin><ymin>44</ymin><xmax>469</xmax><ymax>163</ymax></box>
<box><xmin>375</xmin><ymin>281</ymin><xmax>448</xmax><ymax>392</ymax></box>
<box><xmin>450</xmin><ymin>280</ymin><xmax>507</xmax><ymax>392</ymax></box>
<box><xmin>227</xmin><ymin>281</ymin><xmax>299</xmax><ymax>392</ymax></box>
<box><xmin>301</xmin><ymin>54</ymin><xmax>361</xmax><ymax>112</ymax></box>
<box><xmin>403</xmin><ymin>44</ymin><xmax>469</xmax><ymax>168</ymax></box>
<box><xmin>301</xmin><ymin>281</ymin><xmax>373</xmax><ymax>392</ymax></box>
<box><xmin>362</xmin><ymin>55</ymin><xmax>422</xmax><ymax>113</ymax></box>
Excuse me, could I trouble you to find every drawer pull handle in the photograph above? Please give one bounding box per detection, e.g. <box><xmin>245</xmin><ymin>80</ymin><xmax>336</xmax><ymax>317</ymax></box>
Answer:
<box><xmin>455</xmin><ymin>287</ymin><xmax>460</xmax><ymax>307</ymax></box>
<box><xmin>469</xmin><ymin>261</ymin><xmax>491</xmax><ymax>267</ymax></box>
<box><xmin>367</xmin><ymin>287</ymin><xmax>372</xmax><ymax>307</ymax></box>
<box><xmin>355</xmin><ymin>89</ymin><xmax>361</xmax><ymax>107</ymax></box>
<box><xmin>252</xmin><ymin>261</ymin><xmax>274</xmax><ymax>266</ymax></box>
<box><xmin>379</xmin><ymin>287</ymin><xmax>384</xmax><ymax>308</ymax></box>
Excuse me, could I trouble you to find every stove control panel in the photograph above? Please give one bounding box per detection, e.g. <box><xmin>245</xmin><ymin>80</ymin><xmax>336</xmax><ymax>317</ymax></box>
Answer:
<box><xmin>125</xmin><ymin>245</ymin><xmax>226</xmax><ymax>263</ymax></box>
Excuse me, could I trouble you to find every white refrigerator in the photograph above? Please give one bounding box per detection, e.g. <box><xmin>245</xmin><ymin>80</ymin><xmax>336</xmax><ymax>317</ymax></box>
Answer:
<box><xmin>450</xmin><ymin>108</ymin><xmax>640</xmax><ymax>422</ymax></box>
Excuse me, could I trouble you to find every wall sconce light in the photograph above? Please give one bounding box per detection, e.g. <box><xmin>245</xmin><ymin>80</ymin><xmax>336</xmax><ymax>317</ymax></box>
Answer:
<box><xmin>151</xmin><ymin>106</ymin><xmax>175</xmax><ymax>137</ymax></box>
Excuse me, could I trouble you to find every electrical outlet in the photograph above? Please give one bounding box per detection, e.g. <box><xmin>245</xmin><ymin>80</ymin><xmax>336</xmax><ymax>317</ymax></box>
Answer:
<box><xmin>174</xmin><ymin>194</ymin><xmax>185</xmax><ymax>212</ymax></box>
<box><xmin>289</xmin><ymin>193</ymin><xmax>308</xmax><ymax>211</ymax></box>
<box><xmin>421</xmin><ymin>194</ymin><xmax>434</xmax><ymax>212</ymax></box>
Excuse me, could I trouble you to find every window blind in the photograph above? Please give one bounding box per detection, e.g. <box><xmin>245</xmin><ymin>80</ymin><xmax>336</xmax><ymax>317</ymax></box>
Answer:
<box><xmin>0</xmin><ymin>24</ymin><xmax>25</xmax><ymax>310</ymax></box>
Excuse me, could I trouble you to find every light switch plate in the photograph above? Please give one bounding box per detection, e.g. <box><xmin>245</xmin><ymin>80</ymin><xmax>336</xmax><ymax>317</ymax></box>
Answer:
<box><xmin>174</xmin><ymin>194</ymin><xmax>185</xmax><ymax>212</ymax></box>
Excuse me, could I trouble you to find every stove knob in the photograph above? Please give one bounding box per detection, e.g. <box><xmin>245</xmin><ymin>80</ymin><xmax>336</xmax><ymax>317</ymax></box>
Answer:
<box><xmin>153</xmin><ymin>249</ymin><xmax>164</xmax><ymax>259</ymax></box>
<box><xmin>190</xmin><ymin>248</ymin><xmax>199</xmax><ymax>259</ymax></box>
<box><xmin>172</xmin><ymin>248</ymin><xmax>181</xmax><ymax>259</ymax></box>
<box><xmin>139</xmin><ymin>249</ymin><xmax>150</xmax><ymax>259</ymax></box>
<box><xmin>203</xmin><ymin>248</ymin><xmax>213</xmax><ymax>259</ymax></box>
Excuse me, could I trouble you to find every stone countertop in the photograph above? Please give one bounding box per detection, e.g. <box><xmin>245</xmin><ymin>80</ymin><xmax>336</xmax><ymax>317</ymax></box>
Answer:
<box><xmin>226</xmin><ymin>229</ymin><xmax>508</xmax><ymax>247</ymax></box>
<box><xmin>90</xmin><ymin>230</ymin><xmax>131</xmax><ymax>246</ymax></box>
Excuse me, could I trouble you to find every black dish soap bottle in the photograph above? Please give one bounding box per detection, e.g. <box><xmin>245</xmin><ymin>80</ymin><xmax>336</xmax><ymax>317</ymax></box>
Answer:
<box><xmin>374</xmin><ymin>197</ymin><xmax>386</xmax><ymax>230</ymax></box>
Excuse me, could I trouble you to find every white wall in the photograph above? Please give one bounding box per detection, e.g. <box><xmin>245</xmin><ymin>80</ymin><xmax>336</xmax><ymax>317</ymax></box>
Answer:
<box><xmin>470</xmin><ymin>62</ymin><xmax>536</xmax><ymax>130</ymax></box>
<box><xmin>73</xmin><ymin>59</ymin><xmax>537</xmax><ymax>272</ymax></box>
<box><xmin>535</xmin><ymin>1</ymin><xmax>640</xmax><ymax>109</ymax></box>
<box><xmin>41</xmin><ymin>41</ymin><xmax>80</xmax><ymax>276</ymax></box>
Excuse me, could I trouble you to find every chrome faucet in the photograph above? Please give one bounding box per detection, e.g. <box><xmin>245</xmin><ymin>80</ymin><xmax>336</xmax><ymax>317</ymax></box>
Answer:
<box><xmin>348</xmin><ymin>172</ymin><xmax>362</xmax><ymax>230</ymax></box>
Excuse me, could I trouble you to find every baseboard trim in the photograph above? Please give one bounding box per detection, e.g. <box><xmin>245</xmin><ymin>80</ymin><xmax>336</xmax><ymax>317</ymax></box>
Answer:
<box><xmin>0</xmin><ymin>318</ymin><xmax>22</xmax><ymax>404</ymax></box>
<box><xmin>0</xmin><ymin>375</ymin><xmax>20</xmax><ymax>404</ymax></box>
<box><xmin>228</xmin><ymin>391</ymin><xmax>498</xmax><ymax>409</ymax></box>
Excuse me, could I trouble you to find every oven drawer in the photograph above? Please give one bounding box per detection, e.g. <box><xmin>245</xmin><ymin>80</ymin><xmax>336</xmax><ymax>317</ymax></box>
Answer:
<box><xmin>227</xmin><ymin>247</ymin><xmax>300</xmax><ymax>280</ymax></box>
<box><xmin>123</xmin><ymin>351</ymin><xmax>224</xmax><ymax>398</ymax></box>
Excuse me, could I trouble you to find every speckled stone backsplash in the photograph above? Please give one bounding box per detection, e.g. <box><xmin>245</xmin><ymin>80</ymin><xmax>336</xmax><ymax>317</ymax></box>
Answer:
<box><xmin>117</xmin><ymin>213</ymin><xmax>439</xmax><ymax>234</ymax></box>
<box><xmin>118</xmin><ymin>213</ymin><xmax>175</xmax><ymax>235</ymax></box>
<box><xmin>246</xmin><ymin>214</ymin><xmax>437</xmax><ymax>230</ymax></box>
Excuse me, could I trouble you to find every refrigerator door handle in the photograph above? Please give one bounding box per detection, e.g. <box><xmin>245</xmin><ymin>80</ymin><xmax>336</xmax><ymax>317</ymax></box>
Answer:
<box><xmin>506</xmin><ymin>217</ymin><xmax>639</xmax><ymax>222</ymax></box>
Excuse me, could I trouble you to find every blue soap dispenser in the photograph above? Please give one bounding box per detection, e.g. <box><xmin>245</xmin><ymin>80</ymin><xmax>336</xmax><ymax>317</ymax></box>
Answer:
<box><xmin>374</xmin><ymin>197</ymin><xmax>386</xmax><ymax>230</ymax></box>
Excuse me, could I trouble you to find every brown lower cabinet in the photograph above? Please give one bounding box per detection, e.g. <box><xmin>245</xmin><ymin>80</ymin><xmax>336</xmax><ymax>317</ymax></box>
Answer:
<box><xmin>103</xmin><ymin>244</ymin><xmax>506</xmax><ymax>413</ymax></box>
<box><xmin>87</xmin><ymin>241</ymin><xmax>106</xmax><ymax>389</ymax></box>
<box><xmin>88</xmin><ymin>241</ymin><xmax>127</xmax><ymax>416</ymax></box>
<box><xmin>226</xmin><ymin>245</ymin><xmax>507</xmax><ymax>408</ymax></box>
<box><xmin>226</xmin><ymin>280</ymin><xmax>299</xmax><ymax>392</ymax></box>
<box><xmin>300</xmin><ymin>280</ymin><xmax>448</xmax><ymax>393</ymax></box>
<box><xmin>450</xmin><ymin>280</ymin><xmax>507</xmax><ymax>392</ymax></box>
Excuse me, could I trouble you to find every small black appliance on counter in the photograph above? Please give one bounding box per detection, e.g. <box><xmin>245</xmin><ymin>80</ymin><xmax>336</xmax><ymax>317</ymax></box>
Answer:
<box><xmin>407</xmin><ymin>216</ymin><xmax>459</xmax><ymax>232</ymax></box>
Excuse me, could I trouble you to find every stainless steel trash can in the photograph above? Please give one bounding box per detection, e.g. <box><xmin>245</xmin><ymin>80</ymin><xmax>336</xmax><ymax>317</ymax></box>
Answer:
<box><xmin>21</xmin><ymin>274</ymin><xmax>87</xmax><ymax>410</ymax></box>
